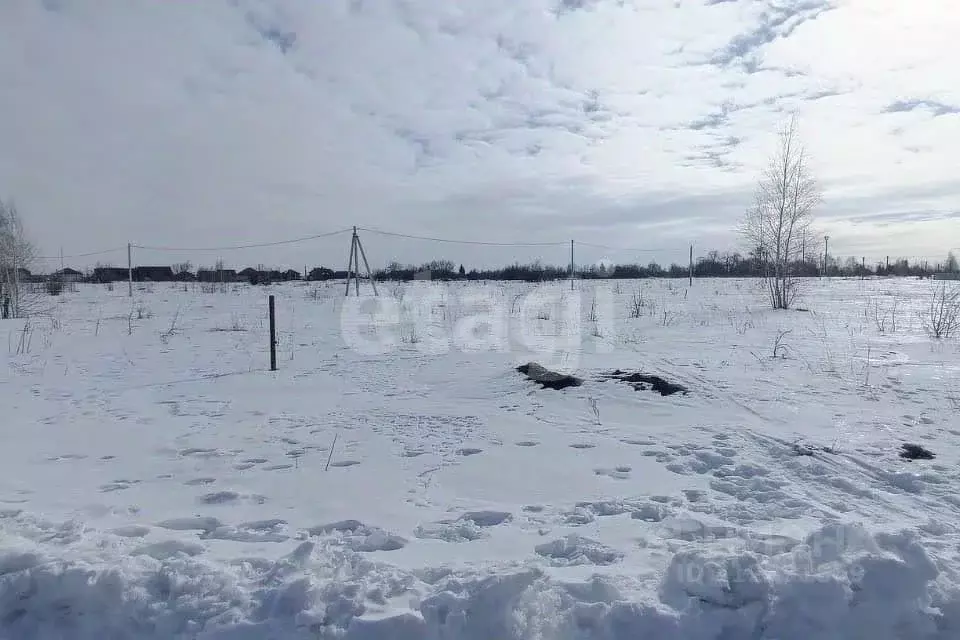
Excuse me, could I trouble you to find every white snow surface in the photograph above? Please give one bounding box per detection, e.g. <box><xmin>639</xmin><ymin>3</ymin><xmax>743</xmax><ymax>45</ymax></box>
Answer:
<box><xmin>1</xmin><ymin>278</ymin><xmax>959</xmax><ymax>639</ymax></box>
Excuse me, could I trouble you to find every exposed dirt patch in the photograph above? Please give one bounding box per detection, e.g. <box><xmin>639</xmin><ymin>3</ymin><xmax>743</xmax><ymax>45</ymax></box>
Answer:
<box><xmin>603</xmin><ymin>370</ymin><xmax>688</xmax><ymax>396</ymax></box>
<box><xmin>517</xmin><ymin>363</ymin><xmax>583</xmax><ymax>390</ymax></box>
<box><xmin>900</xmin><ymin>443</ymin><xmax>935</xmax><ymax>460</ymax></box>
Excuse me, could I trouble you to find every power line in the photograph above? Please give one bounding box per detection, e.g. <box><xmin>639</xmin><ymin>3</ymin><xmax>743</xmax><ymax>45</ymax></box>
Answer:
<box><xmin>36</xmin><ymin>247</ymin><xmax>126</xmax><ymax>260</ymax></box>
<box><xmin>576</xmin><ymin>241</ymin><xmax>672</xmax><ymax>253</ymax></box>
<box><xmin>358</xmin><ymin>227</ymin><xmax>567</xmax><ymax>247</ymax></box>
<box><xmin>132</xmin><ymin>228</ymin><xmax>352</xmax><ymax>252</ymax></box>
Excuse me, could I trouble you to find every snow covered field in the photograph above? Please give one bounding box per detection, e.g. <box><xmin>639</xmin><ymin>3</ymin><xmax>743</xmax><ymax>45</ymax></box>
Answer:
<box><xmin>1</xmin><ymin>277</ymin><xmax>959</xmax><ymax>639</ymax></box>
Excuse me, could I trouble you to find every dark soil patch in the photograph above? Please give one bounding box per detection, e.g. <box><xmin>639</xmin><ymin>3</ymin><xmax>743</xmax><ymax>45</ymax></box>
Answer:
<box><xmin>603</xmin><ymin>370</ymin><xmax>687</xmax><ymax>396</ymax></box>
<box><xmin>517</xmin><ymin>363</ymin><xmax>583</xmax><ymax>390</ymax></box>
<box><xmin>900</xmin><ymin>443</ymin><xmax>935</xmax><ymax>461</ymax></box>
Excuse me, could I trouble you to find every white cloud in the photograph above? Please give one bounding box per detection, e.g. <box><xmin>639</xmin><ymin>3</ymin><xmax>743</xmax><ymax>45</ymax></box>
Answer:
<box><xmin>0</xmin><ymin>0</ymin><xmax>957</xmax><ymax>271</ymax></box>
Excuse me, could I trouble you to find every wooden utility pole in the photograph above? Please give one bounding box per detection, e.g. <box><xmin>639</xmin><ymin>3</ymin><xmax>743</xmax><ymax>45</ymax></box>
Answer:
<box><xmin>344</xmin><ymin>227</ymin><xmax>378</xmax><ymax>296</ymax></box>
<box><xmin>268</xmin><ymin>295</ymin><xmax>277</xmax><ymax>371</ymax></box>
<box><xmin>127</xmin><ymin>243</ymin><xmax>133</xmax><ymax>297</ymax></box>
<box><xmin>689</xmin><ymin>245</ymin><xmax>693</xmax><ymax>286</ymax></box>
<box><xmin>569</xmin><ymin>240</ymin><xmax>574</xmax><ymax>290</ymax></box>
<box><xmin>822</xmin><ymin>235</ymin><xmax>829</xmax><ymax>279</ymax></box>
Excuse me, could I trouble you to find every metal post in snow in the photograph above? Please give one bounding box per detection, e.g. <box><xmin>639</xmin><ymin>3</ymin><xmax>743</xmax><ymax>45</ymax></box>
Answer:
<box><xmin>269</xmin><ymin>295</ymin><xmax>277</xmax><ymax>371</ymax></box>
<box><xmin>689</xmin><ymin>245</ymin><xmax>693</xmax><ymax>286</ymax></box>
<box><xmin>570</xmin><ymin>240</ymin><xmax>574</xmax><ymax>290</ymax></box>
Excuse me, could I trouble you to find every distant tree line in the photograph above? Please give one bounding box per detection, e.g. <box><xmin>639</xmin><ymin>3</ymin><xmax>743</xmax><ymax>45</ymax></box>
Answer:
<box><xmin>368</xmin><ymin>251</ymin><xmax>958</xmax><ymax>282</ymax></box>
<box><xmin>18</xmin><ymin>251</ymin><xmax>958</xmax><ymax>288</ymax></box>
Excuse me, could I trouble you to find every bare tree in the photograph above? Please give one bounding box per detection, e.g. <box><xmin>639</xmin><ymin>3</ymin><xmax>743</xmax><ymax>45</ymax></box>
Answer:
<box><xmin>172</xmin><ymin>261</ymin><xmax>193</xmax><ymax>275</ymax></box>
<box><xmin>921</xmin><ymin>282</ymin><xmax>960</xmax><ymax>339</ymax></box>
<box><xmin>740</xmin><ymin>115</ymin><xmax>821</xmax><ymax>309</ymax></box>
<box><xmin>946</xmin><ymin>251</ymin><xmax>959</xmax><ymax>274</ymax></box>
<box><xmin>0</xmin><ymin>197</ymin><xmax>37</xmax><ymax>318</ymax></box>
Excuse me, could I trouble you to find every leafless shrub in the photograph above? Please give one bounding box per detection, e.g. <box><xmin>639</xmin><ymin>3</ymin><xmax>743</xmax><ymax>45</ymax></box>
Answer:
<box><xmin>661</xmin><ymin>309</ymin><xmax>677</xmax><ymax>327</ymax></box>
<box><xmin>920</xmin><ymin>282</ymin><xmax>960</xmax><ymax>339</ymax></box>
<box><xmin>160</xmin><ymin>307</ymin><xmax>181</xmax><ymax>344</ymax></box>
<box><xmin>629</xmin><ymin>288</ymin><xmax>645</xmax><ymax>319</ymax></box>
<box><xmin>210</xmin><ymin>313</ymin><xmax>247</xmax><ymax>332</ymax></box>
<box><xmin>587</xmin><ymin>295</ymin><xmax>598</xmax><ymax>322</ymax></box>
<box><xmin>867</xmin><ymin>295</ymin><xmax>900</xmax><ymax>334</ymax></box>
<box><xmin>10</xmin><ymin>319</ymin><xmax>34</xmax><ymax>354</ymax></box>
<box><xmin>772</xmin><ymin>329</ymin><xmax>792</xmax><ymax>358</ymax></box>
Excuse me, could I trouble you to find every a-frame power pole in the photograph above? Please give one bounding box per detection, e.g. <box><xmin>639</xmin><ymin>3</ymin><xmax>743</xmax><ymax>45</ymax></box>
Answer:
<box><xmin>344</xmin><ymin>226</ymin><xmax>378</xmax><ymax>296</ymax></box>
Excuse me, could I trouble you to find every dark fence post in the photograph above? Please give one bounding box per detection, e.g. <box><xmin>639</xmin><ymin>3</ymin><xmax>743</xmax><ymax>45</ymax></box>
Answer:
<box><xmin>268</xmin><ymin>295</ymin><xmax>277</xmax><ymax>371</ymax></box>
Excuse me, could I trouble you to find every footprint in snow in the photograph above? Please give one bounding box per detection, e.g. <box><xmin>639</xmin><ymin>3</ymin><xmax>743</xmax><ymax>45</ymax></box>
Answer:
<box><xmin>99</xmin><ymin>480</ymin><xmax>140</xmax><ymax>493</ymax></box>
<box><xmin>535</xmin><ymin>535</ymin><xmax>623</xmax><ymax>566</ymax></box>
<box><xmin>329</xmin><ymin>460</ymin><xmax>360</xmax><ymax>468</ymax></box>
<box><xmin>112</xmin><ymin>525</ymin><xmax>151</xmax><ymax>538</ymax></box>
<box><xmin>156</xmin><ymin>516</ymin><xmax>224</xmax><ymax>533</ymax></box>
<box><xmin>515</xmin><ymin>441</ymin><xmax>539</xmax><ymax>447</ymax></box>
<box><xmin>202</xmin><ymin>520</ymin><xmax>290</xmax><ymax>543</ymax></box>
<box><xmin>456</xmin><ymin>448</ymin><xmax>483</xmax><ymax>457</ymax></box>
<box><xmin>178</xmin><ymin>448</ymin><xmax>221</xmax><ymax>458</ymax></box>
<box><xmin>264</xmin><ymin>463</ymin><xmax>293</xmax><ymax>471</ymax></box>
<box><xmin>184</xmin><ymin>477</ymin><xmax>217</xmax><ymax>486</ymax></box>
<box><xmin>133</xmin><ymin>540</ymin><xmax>205</xmax><ymax>560</ymax></box>
<box><xmin>47</xmin><ymin>454</ymin><xmax>87</xmax><ymax>462</ymax></box>
<box><xmin>621</xmin><ymin>439</ymin><xmax>655</xmax><ymax>446</ymax></box>
<box><xmin>570</xmin><ymin>443</ymin><xmax>596</xmax><ymax>450</ymax></box>
<box><xmin>460</xmin><ymin>511</ymin><xmax>512</xmax><ymax>527</ymax></box>
<box><xmin>199</xmin><ymin>491</ymin><xmax>267</xmax><ymax>505</ymax></box>
<box><xmin>305</xmin><ymin>520</ymin><xmax>407</xmax><ymax>551</ymax></box>
<box><xmin>594</xmin><ymin>466</ymin><xmax>632</xmax><ymax>480</ymax></box>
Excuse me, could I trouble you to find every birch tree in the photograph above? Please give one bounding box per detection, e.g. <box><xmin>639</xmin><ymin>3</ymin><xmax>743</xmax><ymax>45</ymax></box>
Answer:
<box><xmin>0</xmin><ymin>197</ymin><xmax>36</xmax><ymax>318</ymax></box>
<box><xmin>740</xmin><ymin>115</ymin><xmax>821</xmax><ymax>309</ymax></box>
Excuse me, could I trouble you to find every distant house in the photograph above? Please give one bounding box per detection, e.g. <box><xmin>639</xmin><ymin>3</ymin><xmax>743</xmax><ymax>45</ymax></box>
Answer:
<box><xmin>173</xmin><ymin>270</ymin><xmax>196</xmax><ymax>282</ymax></box>
<box><xmin>13</xmin><ymin>267</ymin><xmax>39</xmax><ymax>283</ymax></box>
<box><xmin>242</xmin><ymin>269</ymin><xmax>301</xmax><ymax>285</ymax></box>
<box><xmin>133</xmin><ymin>266</ymin><xmax>175</xmax><ymax>282</ymax></box>
<box><xmin>93</xmin><ymin>267</ymin><xmax>128</xmax><ymax>283</ymax></box>
<box><xmin>197</xmin><ymin>269</ymin><xmax>238</xmax><ymax>283</ymax></box>
<box><xmin>308</xmin><ymin>267</ymin><xmax>335</xmax><ymax>281</ymax></box>
<box><xmin>53</xmin><ymin>268</ymin><xmax>84</xmax><ymax>283</ymax></box>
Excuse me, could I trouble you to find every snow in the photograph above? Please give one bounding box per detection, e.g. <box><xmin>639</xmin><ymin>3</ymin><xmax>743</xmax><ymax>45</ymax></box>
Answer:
<box><xmin>1</xmin><ymin>277</ymin><xmax>959</xmax><ymax>638</ymax></box>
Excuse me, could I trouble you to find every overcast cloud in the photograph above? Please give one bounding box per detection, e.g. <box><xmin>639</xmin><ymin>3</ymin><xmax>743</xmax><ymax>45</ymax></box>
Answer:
<box><xmin>0</xmin><ymin>0</ymin><xmax>957</xmax><ymax>271</ymax></box>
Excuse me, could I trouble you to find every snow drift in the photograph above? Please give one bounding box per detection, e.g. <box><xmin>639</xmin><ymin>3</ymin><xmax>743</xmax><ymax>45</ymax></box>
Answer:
<box><xmin>2</xmin><ymin>515</ymin><xmax>959</xmax><ymax>640</ymax></box>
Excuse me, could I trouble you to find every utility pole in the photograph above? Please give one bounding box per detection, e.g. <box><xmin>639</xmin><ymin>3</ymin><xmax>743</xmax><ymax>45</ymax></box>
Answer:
<box><xmin>822</xmin><ymin>235</ymin><xmax>829</xmax><ymax>279</ymax></box>
<box><xmin>344</xmin><ymin>226</ymin><xmax>378</xmax><ymax>296</ymax></box>
<box><xmin>689</xmin><ymin>245</ymin><xmax>693</xmax><ymax>286</ymax></box>
<box><xmin>268</xmin><ymin>295</ymin><xmax>277</xmax><ymax>371</ymax></box>
<box><xmin>127</xmin><ymin>243</ymin><xmax>133</xmax><ymax>297</ymax></box>
<box><xmin>59</xmin><ymin>247</ymin><xmax>64</xmax><ymax>274</ymax></box>
<box><xmin>569</xmin><ymin>240</ymin><xmax>574</xmax><ymax>290</ymax></box>
<box><xmin>861</xmin><ymin>256</ymin><xmax>865</xmax><ymax>280</ymax></box>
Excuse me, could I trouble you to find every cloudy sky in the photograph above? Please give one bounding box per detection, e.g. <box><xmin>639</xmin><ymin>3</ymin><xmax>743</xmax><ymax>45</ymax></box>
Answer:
<box><xmin>1</xmin><ymin>0</ymin><xmax>958</xmax><ymax>271</ymax></box>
